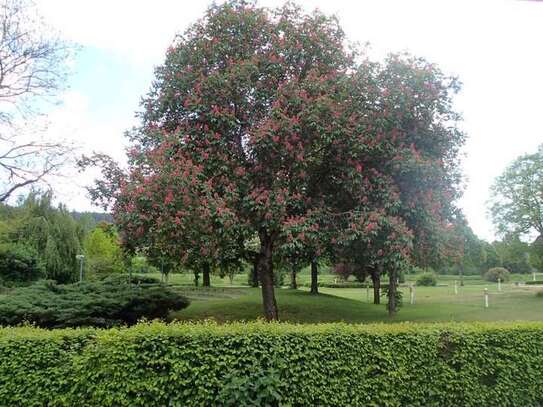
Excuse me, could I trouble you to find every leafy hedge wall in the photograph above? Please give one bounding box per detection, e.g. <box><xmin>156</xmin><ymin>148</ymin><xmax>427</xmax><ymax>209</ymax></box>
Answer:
<box><xmin>1</xmin><ymin>322</ymin><xmax>542</xmax><ymax>406</ymax></box>
<box><xmin>300</xmin><ymin>282</ymin><xmax>391</xmax><ymax>289</ymax></box>
<box><xmin>525</xmin><ymin>280</ymin><xmax>543</xmax><ymax>285</ymax></box>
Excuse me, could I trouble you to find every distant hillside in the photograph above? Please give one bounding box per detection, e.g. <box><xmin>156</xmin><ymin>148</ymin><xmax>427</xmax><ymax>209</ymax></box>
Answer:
<box><xmin>71</xmin><ymin>211</ymin><xmax>113</xmax><ymax>224</ymax></box>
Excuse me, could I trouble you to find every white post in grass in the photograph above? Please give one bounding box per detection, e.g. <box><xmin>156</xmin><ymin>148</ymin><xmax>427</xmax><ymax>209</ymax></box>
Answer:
<box><xmin>75</xmin><ymin>254</ymin><xmax>85</xmax><ymax>283</ymax></box>
<box><xmin>454</xmin><ymin>280</ymin><xmax>458</xmax><ymax>295</ymax></box>
<box><xmin>498</xmin><ymin>278</ymin><xmax>501</xmax><ymax>292</ymax></box>
<box><xmin>484</xmin><ymin>288</ymin><xmax>489</xmax><ymax>308</ymax></box>
<box><xmin>410</xmin><ymin>284</ymin><xmax>415</xmax><ymax>305</ymax></box>
<box><xmin>533</xmin><ymin>272</ymin><xmax>537</xmax><ymax>282</ymax></box>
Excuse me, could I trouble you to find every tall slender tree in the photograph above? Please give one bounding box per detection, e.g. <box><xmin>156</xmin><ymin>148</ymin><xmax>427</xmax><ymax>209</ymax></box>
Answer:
<box><xmin>15</xmin><ymin>192</ymin><xmax>81</xmax><ymax>282</ymax></box>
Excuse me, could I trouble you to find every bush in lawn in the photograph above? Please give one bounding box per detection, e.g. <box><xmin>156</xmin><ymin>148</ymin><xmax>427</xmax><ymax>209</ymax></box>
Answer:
<box><xmin>484</xmin><ymin>267</ymin><xmax>510</xmax><ymax>282</ymax></box>
<box><xmin>0</xmin><ymin>278</ymin><xmax>189</xmax><ymax>328</ymax></box>
<box><xmin>416</xmin><ymin>272</ymin><xmax>437</xmax><ymax>286</ymax></box>
<box><xmin>0</xmin><ymin>322</ymin><xmax>542</xmax><ymax>406</ymax></box>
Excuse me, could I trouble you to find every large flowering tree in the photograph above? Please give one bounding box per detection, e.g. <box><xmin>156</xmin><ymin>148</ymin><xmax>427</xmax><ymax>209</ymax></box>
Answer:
<box><xmin>88</xmin><ymin>1</ymin><xmax>465</xmax><ymax>320</ymax></box>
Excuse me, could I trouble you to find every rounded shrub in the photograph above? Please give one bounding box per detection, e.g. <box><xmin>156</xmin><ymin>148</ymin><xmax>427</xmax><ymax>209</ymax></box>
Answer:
<box><xmin>484</xmin><ymin>267</ymin><xmax>510</xmax><ymax>282</ymax></box>
<box><xmin>416</xmin><ymin>272</ymin><xmax>437</xmax><ymax>286</ymax></box>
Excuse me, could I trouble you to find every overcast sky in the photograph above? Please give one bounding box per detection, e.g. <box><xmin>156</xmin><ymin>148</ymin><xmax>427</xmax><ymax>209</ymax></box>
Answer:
<box><xmin>35</xmin><ymin>0</ymin><xmax>543</xmax><ymax>241</ymax></box>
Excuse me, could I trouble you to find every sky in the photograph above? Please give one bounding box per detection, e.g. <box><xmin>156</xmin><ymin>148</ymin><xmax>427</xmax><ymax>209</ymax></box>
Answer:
<box><xmin>34</xmin><ymin>0</ymin><xmax>543</xmax><ymax>241</ymax></box>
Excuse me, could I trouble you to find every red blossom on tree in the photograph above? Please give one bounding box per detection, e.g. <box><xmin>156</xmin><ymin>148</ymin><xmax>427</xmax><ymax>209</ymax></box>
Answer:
<box><xmin>85</xmin><ymin>1</ymin><xmax>465</xmax><ymax>320</ymax></box>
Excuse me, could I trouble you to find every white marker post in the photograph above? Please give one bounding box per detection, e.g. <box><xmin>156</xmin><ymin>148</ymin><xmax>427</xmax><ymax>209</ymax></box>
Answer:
<box><xmin>484</xmin><ymin>288</ymin><xmax>489</xmax><ymax>308</ymax></box>
<box><xmin>410</xmin><ymin>284</ymin><xmax>415</xmax><ymax>305</ymax></box>
<box><xmin>454</xmin><ymin>280</ymin><xmax>458</xmax><ymax>295</ymax></box>
<box><xmin>75</xmin><ymin>254</ymin><xmax>85</xmax><ymax>283</ymax></box>
<box><xmin>534</xmin><ymin>272</ymin><xmax>537</xmax><ymax>282</ymax></box>
<box><xmin>498</xmin><ymin>278</ymin><xmax>501</xmax><ymax>292</ymax></box>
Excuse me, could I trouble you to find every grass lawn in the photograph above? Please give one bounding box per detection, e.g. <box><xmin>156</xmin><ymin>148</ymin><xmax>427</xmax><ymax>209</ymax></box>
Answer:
<box><xmin>143</xmin><ymin>268</ymin><xmax>345</xmax><ymax>287</ymax></box>
<box><xmin>170</xmin><ymin>282</ymin><xmax>543</xmax><ymax>323</ymax></box>
<box><xmin>145</xmin><ymin>268</ymin><xmax>536</xmax><ymax>288</ymax></box>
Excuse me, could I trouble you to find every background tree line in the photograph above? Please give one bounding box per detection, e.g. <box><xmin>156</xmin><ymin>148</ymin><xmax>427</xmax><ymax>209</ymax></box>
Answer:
<box><xmin>0</xmin><ymin>192</ymin><xmax>131</xmax><ymax>285</ymax></box>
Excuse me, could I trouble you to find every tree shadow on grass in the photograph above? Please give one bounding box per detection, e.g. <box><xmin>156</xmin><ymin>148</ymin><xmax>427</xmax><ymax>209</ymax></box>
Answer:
<box><xmin>170</xmin><ymin>288</ymin><xmax>390</xmax><ymax>324</ymax></box>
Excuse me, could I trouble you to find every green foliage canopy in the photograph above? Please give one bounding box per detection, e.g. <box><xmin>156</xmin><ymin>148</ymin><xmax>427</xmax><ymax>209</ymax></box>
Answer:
<box><xmin>490</xmin><ymin>144</ymin><xmax>543</xmax><ymax>239</ymax></box>
<box><xmin>83</xmin><ymin>225</ymin><xmax>124</xmax><ymax>277</ymax></box>
<box><xmin>3</xmin><ymin>193</ymin><xmax>82</xmax><ymax>283</ymax></box>
<box><xmin>484</xmin><ymin>267</ymin><xmax>510</xmax><ymax>283</ymax></box>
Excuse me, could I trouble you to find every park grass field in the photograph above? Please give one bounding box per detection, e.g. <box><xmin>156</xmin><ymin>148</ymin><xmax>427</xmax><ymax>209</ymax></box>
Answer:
<box><xmin>147</xmin><ymin>268</ymin><xmax>537</xmax><ymax>287</ymax></box>
<box><xmin>169</xmin><ymin>278</ymin><xmax>543</xmax><ymax>324</ymax></box>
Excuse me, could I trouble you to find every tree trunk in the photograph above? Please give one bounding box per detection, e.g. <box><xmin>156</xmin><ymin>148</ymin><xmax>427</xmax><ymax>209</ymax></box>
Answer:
<box><xmin>371</xmin><ymin>268</ymin><xmax>381</xmax><ymax>304</ymax></box>
<box><xmin>250</xmin><ymin>259</ymin><xmax>259</xmax><ymax>287</ymax></box>
<box><xmin>459</xmin><ymin>264</ymin><xmax>464</xmax><ymax>286</ymax></box>
<box><xmin>257</xmin><ymin>232</ymin><xmax>278</xmax><ymax>321</ymax></box>
<box><xmin>387</xmin><ymin>268</ymin><xmax>397</xmax><ymax>316</ymax></box>
<box><xmin>290</xmin><ymin>267</ymin><xmax>298</xmax><ymax>289</ymax></box>
<box><xmin>193</xmin><ymin>270</ymin><xmax>199</xmax><ymax>287</ymax></box>
<box><xmin>310</xmin><ymin>258</ymin><xmax>318</xmax><ymax>295</ymax></box>
<box><xmin>202</xmin><ymin>262</ymin><xmax>211</xmax><ymax>287</ymax></box>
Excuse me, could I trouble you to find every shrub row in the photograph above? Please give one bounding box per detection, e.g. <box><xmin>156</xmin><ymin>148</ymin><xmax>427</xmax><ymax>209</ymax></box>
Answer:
<box><xmin>317</xmin><ymin>281</ymin><xmax>367</xmax><ymax>288</ymax></box>
<box><xmin>525</xmin><ymin>280</ymin><xmax>543</xmax><ymax>285</ymax></box>
<box><xmin>0</xmin><ymin>276</ymin><xmax>189</xmax><ymax>328</ymax></box>
<box><xmin>300</xmin><ymin>282</ymin><xmax>392</xmax><ymax>289</ymax></box>
<box><xmin>0</xmin><ymin>321</ymin><xmax>542</xmax><ymax>406</ymax></box>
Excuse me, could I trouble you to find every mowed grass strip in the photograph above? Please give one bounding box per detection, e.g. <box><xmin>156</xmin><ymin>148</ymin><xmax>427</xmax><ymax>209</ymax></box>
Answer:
<box><xmin>170</xmin><ymin>284</ymin><xmax>543</xmax><ymax>323</ymax></box>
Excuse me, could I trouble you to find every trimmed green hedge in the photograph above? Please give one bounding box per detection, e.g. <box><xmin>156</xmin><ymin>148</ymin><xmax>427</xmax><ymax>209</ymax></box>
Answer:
<box><xmin>317</xmin><ymin>282</ymin><xmax>367</xmax><ymax>288</ymax></box>
<box><xmin>300</xmin><ymin>282</ymin><xmax>391</xmax><ymax>289</ymax></box>
<box><xmin>0</xmin><ymin>322</ymin><xmax>542</xmax><ymax>406</ymax></box>
<box><xmin>526</xmin><ymin>280</ymin><xmax>543</xmax><ymax>285</ymax></box>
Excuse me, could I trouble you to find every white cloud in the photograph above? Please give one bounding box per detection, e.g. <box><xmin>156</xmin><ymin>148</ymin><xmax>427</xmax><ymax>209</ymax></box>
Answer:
<box><xmin>39</xmin><ymin>90</ymin><xmax>129</xmax><ymax>211</ymax></box>
<box><xmin>37</xmin><ymin>1</ymin><xmax>209</xmax><ymax>63</ymax></box>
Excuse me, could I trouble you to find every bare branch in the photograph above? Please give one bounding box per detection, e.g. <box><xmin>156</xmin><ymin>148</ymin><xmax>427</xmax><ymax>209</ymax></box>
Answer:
<box><xmin>0</xmin><ymin>0</ymin><xmax>75</xmax><ymax>203</ymax></box>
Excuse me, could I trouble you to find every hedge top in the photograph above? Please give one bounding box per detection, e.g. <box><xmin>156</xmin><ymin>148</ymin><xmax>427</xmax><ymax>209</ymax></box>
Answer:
<box><xmin>3</xmin><ymin>320</ymin><xmax>543</xmax><ymax>340</ymax></box>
